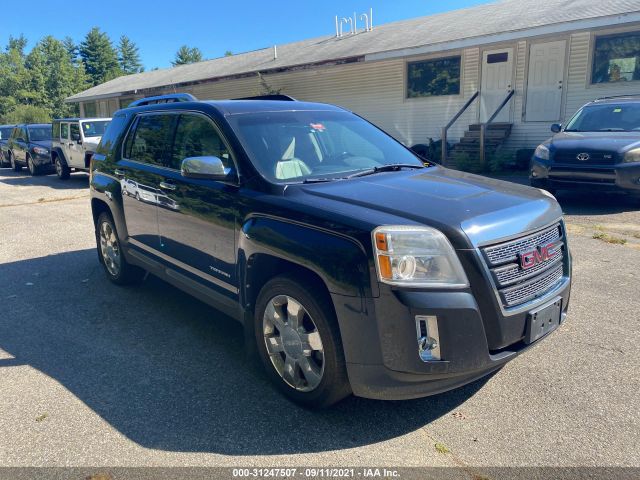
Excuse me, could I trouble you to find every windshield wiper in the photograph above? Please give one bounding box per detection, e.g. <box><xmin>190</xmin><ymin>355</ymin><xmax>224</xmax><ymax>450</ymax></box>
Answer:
<box><xmin>345</xmin><ymin>163</ymin><xmax>425</xmax><ymax>179</ymax></box>
<box><xmin>302</xmin><ymin>177</ymin><xmax>335</xmax><ymax>184</ymax></box>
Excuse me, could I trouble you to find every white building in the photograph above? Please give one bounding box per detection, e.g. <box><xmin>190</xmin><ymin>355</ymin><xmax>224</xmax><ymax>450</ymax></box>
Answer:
<box><xmin>66</xmin><ymin>0</ymin><xmax>640</xmax><ymax>164</ymax></box>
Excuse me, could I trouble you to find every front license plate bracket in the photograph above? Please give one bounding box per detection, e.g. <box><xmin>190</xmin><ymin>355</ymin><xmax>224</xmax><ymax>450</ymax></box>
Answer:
<box><xmin>525</xmin><ymin>297</ymin><xmax>562</xmax><ymax>344</ymax></box>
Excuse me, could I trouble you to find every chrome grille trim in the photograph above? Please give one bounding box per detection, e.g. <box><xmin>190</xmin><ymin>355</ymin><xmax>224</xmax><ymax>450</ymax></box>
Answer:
<box><xmin>493</xmin><ymin>250</ymin><xmax>564</xmax><ymax>287</ymax></box>
<box><xmin>500</xmin><ymin>265</ymin><xmax>564</xmax><ymax>307</ymax></box>
<box><xmin>481</xmin><ymin>222</ymin><xmax>566</xmax><ymax>308</ymax></box>
<box><xmin>483</xmin><ymin>224</ymin><xmax>562</xmax><ymax>267</ymax></box>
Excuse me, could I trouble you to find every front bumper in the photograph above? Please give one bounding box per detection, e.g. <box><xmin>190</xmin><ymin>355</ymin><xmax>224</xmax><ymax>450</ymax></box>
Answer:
<box><xmin>333</xmin><ymin>278</ymin><xmax>570</xmax><ymax>400</ymax></box>
<box><xmin>32</xmin><ymin>153</ymin><xmax>53</xmax><ymax>167</ymax></box>
<box><xmin>530</xmin><ymin>156</ymin><xmax>640</xmax><ymax>193</ymax></box>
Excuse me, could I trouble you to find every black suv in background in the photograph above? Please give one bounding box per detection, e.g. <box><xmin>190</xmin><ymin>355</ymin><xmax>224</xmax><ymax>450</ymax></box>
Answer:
<box><xmin>0</xmin><ymin>124</ymin><xmax>15</xmax><ymax>167</ymax></box>
<box><xmin>5</xmin><ymin>123</ymin><xmax>53</xmax><ymax>175</ymax></box>
<box><xmin>91</xmin><ymin>94</ymin><xmax>571</xmax><ymax>407</ymax></box>
<box><xmin>531</xmin><ymin>96</ymin><xmax>640</xmax><ymax>196</ymax></box>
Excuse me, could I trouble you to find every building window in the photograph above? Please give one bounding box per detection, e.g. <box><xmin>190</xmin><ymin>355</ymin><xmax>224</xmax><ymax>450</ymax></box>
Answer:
<box><xmin>407</xmin><ymin>56</ymin><xmax>461</xmax><ymax>98</ymax></box>
<box><xmin>592</xmin><ymin>31</ymin><xmax>640</xmax><ymax>84</ymax></box>
<box><xmin>83</xmin><ymin>102</ymin><xmax>97</xmax><ymax>117</ymax></box>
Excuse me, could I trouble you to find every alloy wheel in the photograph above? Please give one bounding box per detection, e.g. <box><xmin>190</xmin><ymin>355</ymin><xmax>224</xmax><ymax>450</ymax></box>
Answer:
<box><xmin>99</xmin><ymin>221</ymin><xmax>121</xmax><ymax>276</ymax></box>
<box><xmin>27</xmin><ymin>157</ymin><xmax>34</xmax><ymax>175</ymax></box>
<box><xmin>55</xmin><ymin>159</ymin><xmax>62</xmax><ymax>177</ymax></box>
<box><xmin>262</xmin><ymin>295</ymin><xmax>325</xmax><ymax>392</ymax></box>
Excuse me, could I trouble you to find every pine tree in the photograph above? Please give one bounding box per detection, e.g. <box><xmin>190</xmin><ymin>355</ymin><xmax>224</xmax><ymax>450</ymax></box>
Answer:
<box><xmin>118</xmin><ymin>35</ymin><xmax>143</xmax><ymax>74</ymax></box>
<box><xmin>172</xmin><ymin>45</ymin><xmax>203</xmax><ymax>66</ymax></box>
<box><xmin>63</xmin><ymin>36</ymin><xmax>80</xmax><ymax>64</ymax></box>
<box><xmin>79</xmin><ymin>27</ymin><xmax>121</xmax><ymax>85</ymax></box>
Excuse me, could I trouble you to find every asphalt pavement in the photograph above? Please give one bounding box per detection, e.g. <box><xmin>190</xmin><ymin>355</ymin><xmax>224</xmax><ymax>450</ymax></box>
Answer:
<box><xmin>0</xmin><ymin>169</ymin><xmax>638</xmax><ymax>474</ymax></box>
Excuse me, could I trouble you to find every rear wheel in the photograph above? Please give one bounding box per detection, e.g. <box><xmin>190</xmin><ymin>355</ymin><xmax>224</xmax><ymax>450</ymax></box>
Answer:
<box><xmin>96</xmin><ymin>212</ymin><xmax>145</xmax><ymax>285</ymax></box>
<box><xmin>10</xmin><ymin>153</ymin><xmax>21</xmax><ymax>172</ymax></box>
<box><xmin>254</xmin><ymin>275</ymin><xmax>351</xmax><ymax>408</ymax></box>
<box><xmin>54</xmin><ymin>155</ymin><xmax>70</xmax><ymax>180</ymax></box>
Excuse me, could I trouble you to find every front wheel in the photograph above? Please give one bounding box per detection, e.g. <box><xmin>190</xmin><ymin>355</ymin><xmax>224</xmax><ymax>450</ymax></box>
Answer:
<box><xmin>55</xmin><ymin>156</ymin><xmax>70</xmax><ymax>180</ymax></box>
<box><xmin>27</xmin><ymin>155</ymin><xmax>40</xmax><ymax>176</ymax></box>
<box><xmin>96</xmin><ymin>212</ymin><xmax>145</xmax><ymax>285</ymax></box>
<box><xmin>254</xmin><ymin>275</ymin><xmax>351</xmax><ymax>408</ymax></box>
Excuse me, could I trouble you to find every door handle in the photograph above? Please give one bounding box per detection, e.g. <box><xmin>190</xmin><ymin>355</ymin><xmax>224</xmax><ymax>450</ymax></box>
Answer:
<box><xmin>114</xmin><ymin>169</ymin><xmax>125</xmax><ymax>177</ymax></box>
<box><xmin>159</xmin><ymin>181</ymin><xmax>176</xmax><ymax>191</ymax></box>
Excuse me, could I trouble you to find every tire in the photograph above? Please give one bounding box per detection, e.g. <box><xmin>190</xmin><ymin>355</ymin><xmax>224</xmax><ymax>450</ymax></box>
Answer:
<box><xmin>254</xmin><ymin>274</ymin><xmax>351</xmax><ymax>408</ymax></box>
<box><xmin>54</xmin><ymin>155</ymin><xmax>70</xmax><ymax>180</ymax></box>
<box><xmin>96</xmin><ymin>212</ymin><xmax>145</xmax><ymax>285</ymax></box>
<box><xmin>9</xmin><ymin>153</ymin><xmax>21</xmax><ymax>172</ymax></box>
<box><xmin>0</xmin><ymin>152</ymin><xmax>8</xmax><ymax>168</ymax></box>
<box><xmin>27</xmin><ymin>155</ymin><xmax>40</xmax><ymax>176</ymax></box>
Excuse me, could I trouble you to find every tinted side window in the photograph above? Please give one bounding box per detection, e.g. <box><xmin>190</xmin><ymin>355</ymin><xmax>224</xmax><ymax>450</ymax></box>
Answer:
<box><xmin>70</xmin><ymin>123</ymin><xmax>80</xmax><ymax>140</ymax></box>
<box><xmin>126</xmin><ymin>114</ymin><xmax>174</xmax><ymax>167</ymax></box>
<box><xmin>60</xmin><ymin>123</ymin><xmax>68</xmax><ymax>139</ymax></box>
<box><xmin>171</xmin><ymin>114</ymin><xmax>233</xmax><ymax>170</ymax></box>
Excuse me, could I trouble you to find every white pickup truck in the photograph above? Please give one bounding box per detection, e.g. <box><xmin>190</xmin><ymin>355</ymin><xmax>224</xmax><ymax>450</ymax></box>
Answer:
<box><xmin>51</xmin><ymin>118</ymin><xmax>111</xmax><ymax>179</ymax></box>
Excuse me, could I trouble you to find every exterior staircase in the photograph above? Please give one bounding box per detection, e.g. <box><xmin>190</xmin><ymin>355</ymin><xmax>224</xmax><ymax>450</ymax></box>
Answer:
<box><xmin>445</xmin><ymin>123</ymin><xmax>513</xmax><ymax>169</ymax></box>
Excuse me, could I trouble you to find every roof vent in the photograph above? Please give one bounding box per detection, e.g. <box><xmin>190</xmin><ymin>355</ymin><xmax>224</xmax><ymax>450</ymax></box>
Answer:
<box><xmin>335</xmin><ymin>8</ymin><xmax>373</xmax><ymax>37</ymax></box>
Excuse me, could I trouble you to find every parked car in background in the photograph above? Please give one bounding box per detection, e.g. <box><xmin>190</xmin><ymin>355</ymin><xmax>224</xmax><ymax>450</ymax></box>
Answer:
<box><xmin>0</xmin><ymin>124</ymin><xmax>15</xmax><ymax>167</ymax></box>
<box><xmin>51</xmin><ymin>117</ymin><xmax>111</xmax><ymax>179</ymax></box>
<box><xmin>531</xmin><ymin>96</ymin><xmax>640</xmax><ymax>198</ymax></box>
<box><xmin>90</xmin><ymin>94</ymin><xmax>571</xmax><ymax>408</ymax></box>
<box><xmin>5</xmin><ymin>124</ymin><xmax>53</xmax><ymax>175</ymax></box>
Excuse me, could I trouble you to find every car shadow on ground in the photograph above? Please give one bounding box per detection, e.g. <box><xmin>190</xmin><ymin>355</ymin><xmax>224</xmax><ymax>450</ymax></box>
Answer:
<box><xmin>555</xmin><ymin>190</ymin><xmax>640</xmax><ymax>215</ymax></box>
<box><xmin>0</xmin><ymin>249</ymin><xmax>489</xmax><ymax>455</ymax></box>
<box><xmin>0</xmin><ymin>168</ymin><xmax>89</xmax><ymax>190</ymax></box>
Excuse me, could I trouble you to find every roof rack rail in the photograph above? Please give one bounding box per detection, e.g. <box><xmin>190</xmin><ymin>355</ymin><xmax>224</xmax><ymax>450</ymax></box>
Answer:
<box><xmin>233</xmin><ymin>94</ymin><xmax>297</xmax><ymax>101</ymax></box>
<box><xmin>128</xmin><ymin>93</ymin><xmax>198</xmax><ymax>107</ymax></box>
<box><xmin>594</xmin><ymin>94</ymin><xmax>640</xmax><ymax>101</ymax></box>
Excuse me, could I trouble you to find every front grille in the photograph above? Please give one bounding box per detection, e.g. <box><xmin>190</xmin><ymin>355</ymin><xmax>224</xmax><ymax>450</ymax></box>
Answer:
<box><xmin>501</xmin><ymin>265</ymin><xmax>563</xmax><ymax>307</ymax></box>
<box><xmin>553</xmin><ymin>150</ymin><xmax>617</xmax><ymax>165</ymax></box>
<box><xmin>484</xmin><ymin>224</ymin><xmax>562</xmax><ymax>266</ymax></box>
<box><xmin>482</xmin><ymin>223</ymin><xmax>566</xmax><ymax>308</ymax></box>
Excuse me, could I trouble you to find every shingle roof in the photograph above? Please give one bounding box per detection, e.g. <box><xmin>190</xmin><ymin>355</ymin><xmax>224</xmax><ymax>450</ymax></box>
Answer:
<box><xmin>67</xmin><ymin>0</ymin><xmax>640</xmax><ymax>101</ymax></box>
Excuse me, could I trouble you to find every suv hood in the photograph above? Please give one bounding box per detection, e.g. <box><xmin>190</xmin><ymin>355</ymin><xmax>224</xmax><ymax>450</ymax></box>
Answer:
<box><xmin>294</xmin><ymin>166</ymin><xmax>562</xmax><ymax>248</ymax></box>
<box><xmin>31</xmin><ymin>139</ymin><xmax>52</xmax><ymax>149</ymax></box>
<box><xmin>83</xmin><ymin>136</ymin><xmax>101</xmax><ymax>149</ymax></box>
<box><xmin>549</xmin><ymin>131</ymin><xmax>640</xmax><ymax>153</ymax></box>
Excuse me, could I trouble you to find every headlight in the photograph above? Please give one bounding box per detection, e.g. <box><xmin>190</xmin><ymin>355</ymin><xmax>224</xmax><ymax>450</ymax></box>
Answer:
<box><xmin>372</xmin><ymin>226</ymin><xmax>469</xmax><ymax>288</ymax></box>
<box><xmin>33</xmin><ymin>146</ymin><xmax>49</xmax><ymax>156</ymax></box>
<box><xmin>534</xmin><ymin>144</ymin><xmax>550</xmax><ymax>161</ymax></box>
<box><xmin>623</xmin><ymin>148</ymin><xmax>640</xmax><ymax>163</ymax></box>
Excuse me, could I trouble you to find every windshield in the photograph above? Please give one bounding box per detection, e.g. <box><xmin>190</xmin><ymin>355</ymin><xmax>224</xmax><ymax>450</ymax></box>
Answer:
<box><xmin>0</xmin><ymin>127</ymin><xmax>12</xmax><ymax>140</ymax></box>
<box><xmin>228</xmin><ymin>110</ymin><xmax>423</xmax><ymax>183</ymax></box>
<box><xmin>81</xmin><ymin>120</ymin><xmax>110</xmax><ymax>137</ymax></box>
<box><xmin>28</xmin><ymin>125</ymin><xmax>52</xmax><ymax>141</ymax></box>
<box><xmin>564</xmin><ymin>103</ymin><xmax>640</xmax><ymax>132</ymax></box>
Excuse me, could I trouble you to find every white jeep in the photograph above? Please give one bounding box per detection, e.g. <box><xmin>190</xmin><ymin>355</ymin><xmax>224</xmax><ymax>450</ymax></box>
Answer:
<box><xmin>52</xmin><ymin>118</ymin><xmax>111</xmax><ymax>179</ymax></box>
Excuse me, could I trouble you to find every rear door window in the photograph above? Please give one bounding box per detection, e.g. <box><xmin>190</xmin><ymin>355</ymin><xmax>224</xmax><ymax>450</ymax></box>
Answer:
<box><xmin>61</xmin><ymin>123</ymin><xmax>69</xmax><ymax>139</ymax></box>
<box><xmin>124</xmin><ymin>114</ymin><xmax>175</xmax><ymax>167</ymax></box>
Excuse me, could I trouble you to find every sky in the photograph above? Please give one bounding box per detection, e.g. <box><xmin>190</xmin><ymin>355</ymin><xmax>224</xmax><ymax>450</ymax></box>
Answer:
<box><xmin>1</xmin><ymin>0</ymin><xmax>495</xmax><ymax>70</ymax></box>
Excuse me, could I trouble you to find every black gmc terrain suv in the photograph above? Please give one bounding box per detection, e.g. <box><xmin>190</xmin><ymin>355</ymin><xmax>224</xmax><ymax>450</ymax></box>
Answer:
<box><xmin>91</xmin><ymin>93</ymin><xmax>572</xmax><ymax>407</ymax></box>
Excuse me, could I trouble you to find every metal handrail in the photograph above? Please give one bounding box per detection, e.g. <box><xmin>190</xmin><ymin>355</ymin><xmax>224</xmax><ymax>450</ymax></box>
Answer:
<box><xmin>479</xmin><ymin>89</ymin><xmax>515</xmax><ymax>167</ymax></box>
<box><xmin>441</xmin><ymin>91</ymin><xmax>479</xmax><ymax>163</ymax></box>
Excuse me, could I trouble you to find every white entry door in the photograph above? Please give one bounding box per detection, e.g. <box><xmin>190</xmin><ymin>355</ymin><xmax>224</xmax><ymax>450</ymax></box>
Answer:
<box><xmin>480</xmin><ymin>48</ymin><xmax>514</xmax><ymax>123</ymax></box>
<box><xmin>525</xmin><ymin>40</ymin><xmax>566</xmax><ymax>122</ymax></box>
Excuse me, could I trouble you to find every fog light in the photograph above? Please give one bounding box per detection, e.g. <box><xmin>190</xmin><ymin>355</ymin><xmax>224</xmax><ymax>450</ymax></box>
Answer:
<box><xmin>415</xmin><ymin>315</ymin><xmax>441</xmax><ymax>361</ymax></box>
<box><xmin>531</xmin><ymin>171</ymin><xmax>538</xmax><ymax>177</ymax></box>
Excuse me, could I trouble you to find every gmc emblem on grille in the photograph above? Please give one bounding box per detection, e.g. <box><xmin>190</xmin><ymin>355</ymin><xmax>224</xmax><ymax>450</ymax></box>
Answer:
<box><xmin>519</xmin><ymin>242</ymin><xmax>558</xmax><ymax>270</ymax></box>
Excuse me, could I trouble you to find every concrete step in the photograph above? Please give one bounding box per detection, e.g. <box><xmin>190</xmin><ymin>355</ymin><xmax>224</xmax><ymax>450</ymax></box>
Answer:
<box><xmin>468</xmin><ymin>123</ymin><xmax>512</xmax><ymax>132</ymax></box>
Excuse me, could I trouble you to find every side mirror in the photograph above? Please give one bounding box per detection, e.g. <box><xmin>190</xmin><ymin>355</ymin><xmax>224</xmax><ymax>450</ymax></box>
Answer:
<box><xmin>181</xmin><ymin>156</ymin><xmax>234</xmax><ymax>180</ymax></box>
<box><xmin>550</xmin><ymin>123</ymin><xmax>562</xmax><ymax>133</ymax></box>
<box><xmin>71</xmin><ymin>133</ymin><xmax>81</xmax><ymax>142</ymax></box>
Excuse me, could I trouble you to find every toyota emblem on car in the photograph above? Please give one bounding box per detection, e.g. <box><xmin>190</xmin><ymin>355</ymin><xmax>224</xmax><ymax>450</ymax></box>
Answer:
<box><xmin>576</xmin><ymin>152</ymin><xmax>590</xmax><ymax>161</ymax></box>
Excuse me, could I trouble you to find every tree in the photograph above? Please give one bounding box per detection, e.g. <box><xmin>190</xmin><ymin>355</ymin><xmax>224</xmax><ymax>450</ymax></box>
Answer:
<box><xmin>79</xmin><ymin>27</ymin><xmax>121</xmax><ymax>85</ymax></box>
<box><xmin>63</xmin><ymin>36</ymin><xmax>80</xmax><ymax>64</ymax></box>
<box><xmin>224</xmin><ymin>50</ymin><xmax>233</xmax><ymax>57</ymax></box>
<box><xmin>0</xmin><ymin>36</ymin><xmax>30</xmax><ymax>119</ymax></box>
<box><xmin>172</xmin><ymin>45</ymin><xmax>203</xmax><ymax>66</ymax></box>
<box><xmin>4</xmin><ymin>104</ymin><xmax>51</xmax><ymax>123</ymax></box>
<box><xmin>118</xmin><ymin>35</ymin><xmax>143</xmax><ymax>74</ymax></box>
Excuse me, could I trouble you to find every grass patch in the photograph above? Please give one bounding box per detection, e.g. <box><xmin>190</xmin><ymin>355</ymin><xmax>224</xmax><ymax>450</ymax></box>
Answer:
<box><xmin>434</xmin><ymin>442</ymin><xmax>450</xmax><ymax>454</ymax></box>
<box><xmin>592</xmin><ymin>232</ymin><xmax>627</xmax><ymax>245</ymax></box>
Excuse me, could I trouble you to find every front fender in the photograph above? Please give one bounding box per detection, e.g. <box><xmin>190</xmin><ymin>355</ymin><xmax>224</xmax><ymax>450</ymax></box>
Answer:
<box><xmin>239</xmin><ymin>215</ymin><xmax>375</xmax><ymax>298</ymax></box>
